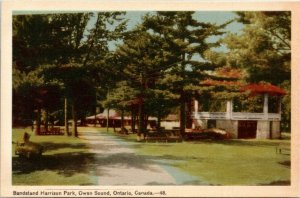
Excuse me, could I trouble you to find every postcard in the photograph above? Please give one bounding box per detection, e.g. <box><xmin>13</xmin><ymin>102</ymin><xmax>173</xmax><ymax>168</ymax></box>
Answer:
<box><xmin>1</xmin><ymin>0</ymin><xmax>300</xmax><ymax>197</ymax></box>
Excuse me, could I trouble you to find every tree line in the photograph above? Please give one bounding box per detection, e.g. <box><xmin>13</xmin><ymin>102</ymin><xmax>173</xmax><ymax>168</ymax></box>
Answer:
<box><xmin>13</xmin><ymin>11</ymin><xmax>291</xmax><ymax>137</ymax></box>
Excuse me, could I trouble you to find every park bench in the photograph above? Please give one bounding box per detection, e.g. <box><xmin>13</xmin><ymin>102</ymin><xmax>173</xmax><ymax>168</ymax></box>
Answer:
<box><xmin>38</xmin><ymin>127</ymin><xmax>64</xmax><ymax>135</ymax></box>
<box><xmin>276</xmin><ymin>143</ymin><xmax>290</xmax><ymax>154</ymax></box>
<box><xmin>145</xmin><ymin>130</ymin><xmax>182</xmax><ymax>143</ymax></box>
<box><xmin>145</xmin><ymin>132</ymin><xmax>168</xmax><ymax>142</ymax></box>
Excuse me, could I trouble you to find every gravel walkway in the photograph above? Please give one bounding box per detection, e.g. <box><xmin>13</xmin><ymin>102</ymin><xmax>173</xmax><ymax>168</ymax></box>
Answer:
<box><xmin>78</xmin><ymin>128</ymin><xmax>198</xmax><ymax>185</ymax></box>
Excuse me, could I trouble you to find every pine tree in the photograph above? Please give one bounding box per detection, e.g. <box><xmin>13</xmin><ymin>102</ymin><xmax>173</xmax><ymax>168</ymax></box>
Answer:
<box><xmin>143</xmin><ymin>11</ymin><xmax>230</xmax><ymax>133</ymax></box>
<box><xmin>114</xmin><ymin>26</ymin><xmax>177</xmax><ymax>137</ymax></box>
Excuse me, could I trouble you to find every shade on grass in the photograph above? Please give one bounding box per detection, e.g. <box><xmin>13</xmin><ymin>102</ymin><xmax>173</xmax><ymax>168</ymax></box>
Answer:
<box><xmin>12</xmin><ymin>127</ymin><xmax>290</xmax><ymax>185</ymax></box>
<box><xmin>112</xmin><ymin>131</ymin><xmax>290</xmax><ymax>185</ymax></box>
<box><xmin>12</xmin><ymin>127</ymin><xmax>97</xmax><ymax>185</ymax></box>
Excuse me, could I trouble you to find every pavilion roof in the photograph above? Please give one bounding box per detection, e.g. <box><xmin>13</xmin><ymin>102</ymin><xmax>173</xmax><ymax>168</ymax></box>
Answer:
<box><xmin>241</xmin><ymin>83</ymin><xmax>287</xmax><ymax>96</ymax></box>
<box><xmin>201</xmin><ymin>79</ymin><xmax>287</xmax><ymax>96</ymax></box>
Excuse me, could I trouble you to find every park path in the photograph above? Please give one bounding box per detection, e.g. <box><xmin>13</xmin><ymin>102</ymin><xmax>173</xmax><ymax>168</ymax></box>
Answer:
<box><xmin>78</xmin><ymin>128</ymin><xmax>197</xmax><ymax>185</ymax></box>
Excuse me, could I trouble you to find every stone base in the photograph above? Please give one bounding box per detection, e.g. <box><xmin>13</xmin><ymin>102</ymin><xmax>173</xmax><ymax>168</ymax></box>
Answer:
<box><xmin>193</xmin><ymin>119</ymin><xmax>281</xmax><ymax>139</ymax></box>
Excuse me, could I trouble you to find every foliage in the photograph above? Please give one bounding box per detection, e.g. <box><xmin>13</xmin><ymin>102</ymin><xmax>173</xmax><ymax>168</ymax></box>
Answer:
<box><xmin>143</xmin><ymin>11</ymin><xmax>232</xmax><ymax>132</ymax></box>
<box><xmin>222</xmin><ymin>11</ymin><xmax>291</xmax><ymax>130</ymax></box>
<box><xmin>222</xmin><ymin>11</ymin><xmax>290</xmax><ymax>85</ymax></box>
<box><xmin>12</xmin><ymin>11</ymin><xmax>291</xmax><ymax>133</ymax></box>
<box><xmin>12</xmin><ymin>12</ymin><xmax>127</xmax><ymax>134</ymax></box>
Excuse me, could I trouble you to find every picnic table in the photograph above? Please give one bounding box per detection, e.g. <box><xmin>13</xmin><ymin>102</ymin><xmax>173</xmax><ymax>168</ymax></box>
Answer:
<box><xmin>37</xmin><ymin>127</ymin><xmax>64</xmax><ymax>135</ymax></box>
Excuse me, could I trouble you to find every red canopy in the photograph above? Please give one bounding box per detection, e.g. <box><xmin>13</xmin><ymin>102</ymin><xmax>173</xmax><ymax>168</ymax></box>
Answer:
<box><xmin>241</xmin><ymin>83</ymin><xmax>286</xmax><ymax>96</ymax></box>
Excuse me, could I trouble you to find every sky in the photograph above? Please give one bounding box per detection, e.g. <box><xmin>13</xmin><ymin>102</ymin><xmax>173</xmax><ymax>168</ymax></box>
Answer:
<box><xmin>104</xmin><ymin>11</ymin><xmax>244</xmax><ymax>52</ymax></box>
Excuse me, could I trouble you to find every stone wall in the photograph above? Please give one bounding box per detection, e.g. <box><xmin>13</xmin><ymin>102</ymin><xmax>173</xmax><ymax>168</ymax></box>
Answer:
<box><xmin>193</xmin><ymin>118</ymin><xmax>281</xmax><ymax>139</ymax></box>
<box><xmin>216</xmin><ymin>120</ymin><xmax>238</xmax><ymax>138</ymax></box>
<box><xmin>256</xmin><ymin>121</ymin><xmax>270</xmax><ymax>139</ymax></box>
<box><xmin>271</xmin><ymin>121</ymin><xmax>281</xmax><ymax>139</ymax></box>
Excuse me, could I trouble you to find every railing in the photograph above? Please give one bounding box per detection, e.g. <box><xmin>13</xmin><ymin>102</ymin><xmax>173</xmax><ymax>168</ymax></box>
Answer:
<box><xmin>193</xmin><ymin>112</ymin><xmax>227</xmax><ymax>119</ymax></box>
<box><xmin>193</xmin><ymin>112</ymin><xmax>281</xmax><ymax>120</ymax></box>
<box><xmin>268</xmin><ymin>113</ymin><xmax>281</xmax><ymax>120</ymax></box>
<box><xmin>232</xmin><ymin>112</ymin><xmax>265</xmax><ymax>120</ymax></box>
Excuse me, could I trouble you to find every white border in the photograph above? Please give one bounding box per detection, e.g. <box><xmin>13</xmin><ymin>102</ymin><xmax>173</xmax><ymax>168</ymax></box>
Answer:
<box><xmin>1</xmin><ymin>1</ymin><xmax>300</xmax><ymax>197</ymax></box>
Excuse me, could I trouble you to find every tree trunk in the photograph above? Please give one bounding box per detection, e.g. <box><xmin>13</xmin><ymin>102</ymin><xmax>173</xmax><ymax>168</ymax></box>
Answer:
<box><xmin>113</xmin><ymin>119</ymin><xmax>116</xmax><ymax>132</ymax></box>
<box><xmin>186</xmin><ymin>99</ymin><xmax>193</xmax><ymax>129</ymax></box>
<box><xmin>64</xmin><ymin>98</ymin><xmax>70</xmax><ymax>136</ymax></box>
<box><xmin>72</xmin><ymin>103</ymin><xmax>78</xmax><ymax>137</ymax></box>
<box><xmin>106</xmin><ymin>108</ymin><xmax>110</xmax><ymax>132</ymax></box>
<box><xmin>144</xmin><ymin>115</ymin><xmax>149</xmax><ymax>131</ymax></box>
<box><xmin>131</xmin><ymin>108</ymin><xmax>136</xmax><ymax>133</ymax></box>
<box><xmin>138</xmin><ymin>101</ymin><xmax>145</xmax><ymax>138</ymax></box>
<box><xmin>36</xmin><ymin>108</ymin><xmax>41</xmax><ymax>135</ymax></box>
<box><xmin>180</xmin><ymin>49</ymin><xmax>186</xmax><ymax>135</ymax></box>
<box><xmin>157</xmin><ymin>112</ymin><xmax>161</xmax><ymax>131</ymax></box>
<box><xmin>94</xmin><ymin>110</ymin><xmax>97</xmax><ymax>127</ymax></box>
<box><xmin>121</xmin><ymin>108</ymin><xmax>125</xmax><ymax>133</ymax></box>
<box><xmin>44</xmin><ymin>109</ymin><xmax>49</xmax><ymax>132</ymax></box>
<box><xmin>180</xmin><ymin>93</ymin><xmax>186</xmax><ymax>135</ymax></box>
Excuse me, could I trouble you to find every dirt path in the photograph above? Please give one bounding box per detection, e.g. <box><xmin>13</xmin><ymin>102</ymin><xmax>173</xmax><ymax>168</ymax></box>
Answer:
<box><xmin>78</xmin><ymin>128</ymin><xmax>197</xmax><ymax>185</ymax></box>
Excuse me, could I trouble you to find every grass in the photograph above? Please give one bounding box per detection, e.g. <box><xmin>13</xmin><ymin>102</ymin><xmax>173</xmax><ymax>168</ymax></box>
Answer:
<box><xmin>12</xmin><ymin>127</ymin><xmax>291</xmax><ymax>186</ymax></box>
<box><xmin>12</xmin><ymin>127</ymin><xmax>97</xmax><ymax>185</ymax></box>
<box><xmin>111</xmin><ymin>130</ymin><xmax>291</xmax><ymax>185</ymax></box>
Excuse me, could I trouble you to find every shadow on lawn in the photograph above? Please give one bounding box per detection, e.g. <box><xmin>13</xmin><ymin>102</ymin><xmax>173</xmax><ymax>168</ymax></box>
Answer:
<box><xmin>12</xmin><ymin>152</ymin><xmax>95</xmax><ymax>176</ymax></box>
<box><xmin>13</xmin><ymin>151</ymin><xmax>159</xmax><ymax>178</ymax></box>
<box><xmin>41</xmin><ymin>142</ymin><xmax>89</xmax><ymax>152</ymax></box>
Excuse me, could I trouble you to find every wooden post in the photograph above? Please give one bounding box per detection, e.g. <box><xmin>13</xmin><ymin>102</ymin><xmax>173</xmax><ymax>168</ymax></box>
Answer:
<box><xmin>72</xmin><ymin>103</ymin><xmax>78</xmax><ymax>137</ymax></box>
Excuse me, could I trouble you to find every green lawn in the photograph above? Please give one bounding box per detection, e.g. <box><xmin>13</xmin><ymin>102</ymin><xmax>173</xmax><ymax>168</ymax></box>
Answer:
<box><xmin>12</xmin><ymin>127</ymin><xmax>290</xmax><ymax>186</ymax></box>
<box><xmin>12</xmin><ymin>127</ymin><xmax>97</xmax><ymax>185</ymax></box>
<box><xmin>112</xmin><ymin>131</ymin><xmax>291</xmax><ymax>185</ymax></box>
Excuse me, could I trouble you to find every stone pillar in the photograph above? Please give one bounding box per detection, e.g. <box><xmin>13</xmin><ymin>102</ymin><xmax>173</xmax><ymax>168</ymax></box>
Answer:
<box><xmin>194</xmin><ymin>100</ymin><xmax>199</xmax><ymax>119</ymax></box>
<box><xmin>263</xmin><ymin>93</ymin><xmax>269</xmax><ymax>120</ymax></box>
<box><xmin>257</xmin><ymin>120</ymin><xmax>270</xmax><ymax>139</ymax></box>
<box><xmin>226</xmin><ymin>100</ymin><xmax>232</xmax><ymax>119</ymax></box>
<box><xmin>278</xmin><ymin>98</ymin><xmax>282</xmax><ymax>120</ymax></box>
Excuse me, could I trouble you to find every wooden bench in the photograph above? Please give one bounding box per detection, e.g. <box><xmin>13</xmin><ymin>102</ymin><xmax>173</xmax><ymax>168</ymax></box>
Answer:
<box><xmin>145</xmin><ymin>130</ymin><xmax>182</xmax><ymax>143</ymax></box>
<box><xmin>145</xmin><ymin>132</ymin><xmax>168</xmax><ymax>142</ymax></box>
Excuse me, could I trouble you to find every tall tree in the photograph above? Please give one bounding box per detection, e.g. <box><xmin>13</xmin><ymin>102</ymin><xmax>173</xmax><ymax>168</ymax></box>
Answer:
<box><xmin>102</xmin><ymin>81</ymin><xmax>138</xmax><ymax>133</ymax></box>
<box><xmin>114</xmin><ymin>27</ymin><xmax>177</xmax><ymax>137</ymax></box>
<box><xmin>14</xmin><ymin>12</ymin><xmax>127</xmax><ymax>136</ymax></box>
<box><xmin>222</xmin><ymin>11</ymin><xmax>291</xmax><ymax>130</ymax></box>
<box><xmin>143</xmin><ymin>11</ymin><xmax>230</xmax><ymax>133</ymax></box>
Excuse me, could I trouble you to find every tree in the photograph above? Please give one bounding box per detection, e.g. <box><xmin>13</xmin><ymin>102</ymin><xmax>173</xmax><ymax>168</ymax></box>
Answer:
<box><xmin>143</xmin><ymin>11</ymin><xmax>231</xmax><ymax>133</ymax></box>
<box><xmin>102</xmin><ymin>81</ymin><xmax>138</xmax><ymax>133</ymax></box>
<box><xmin>13</xmin><ymin>12</ymin><xmax>127</xmax><ymax>136</ymax></box>
<box><xmin>114</xmin><ymin>26</ymin><xmax>177</xmax><ymax>137</ymax></box>
<box><xmin>13</xmin><ymin>66</ymin><xmax>62</xmax><ymax>134</ymax></box>
<box><xmin>13</xmin><ymin>13</ymin><xmax>92</xmax><ymax>135</ymax></box>
<box><xmin>222</xmin><ymin>11</ymin><xmax>291</xmax><ymax>130</ymax></box>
